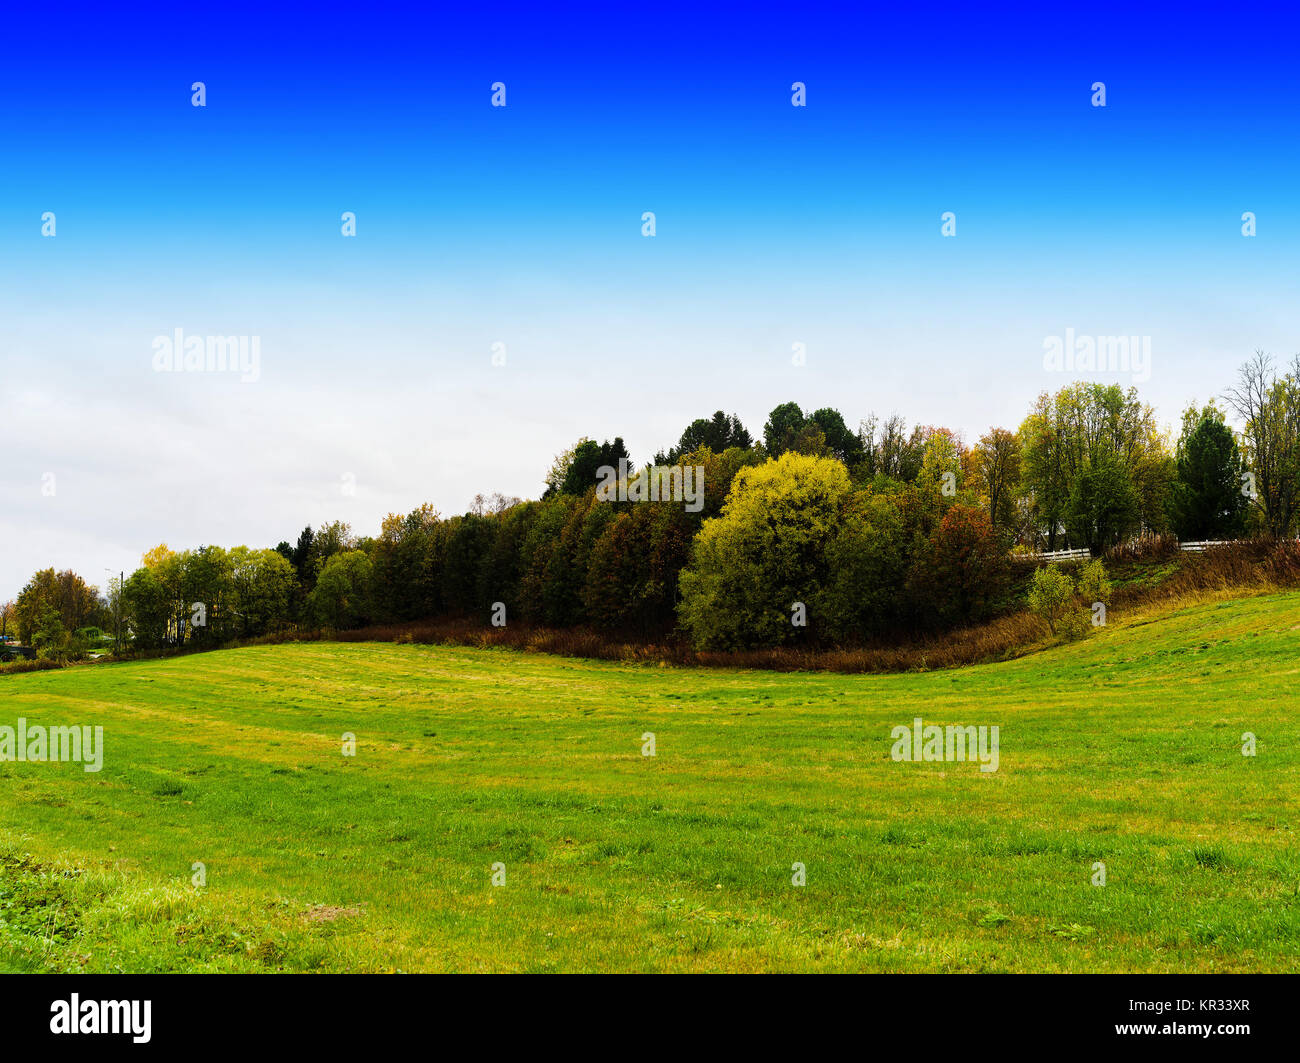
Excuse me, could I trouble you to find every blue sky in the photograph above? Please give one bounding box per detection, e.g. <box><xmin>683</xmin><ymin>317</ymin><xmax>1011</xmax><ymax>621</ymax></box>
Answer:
<box><xmin>3</xmin><ymin>1</ymin><xmax>1299</xmax><ymax>597</ymax></box>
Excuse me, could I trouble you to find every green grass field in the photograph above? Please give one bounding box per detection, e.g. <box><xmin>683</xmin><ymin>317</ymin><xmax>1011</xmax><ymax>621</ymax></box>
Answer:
<box><xmin>1</xmin><ymin>591</ymin><xmax>1298</xmax><ymax>972</ymax></box>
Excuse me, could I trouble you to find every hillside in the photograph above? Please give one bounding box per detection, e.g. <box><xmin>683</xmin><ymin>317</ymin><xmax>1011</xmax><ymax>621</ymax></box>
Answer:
<box><xmin>2</xmin><ymin>591</ymin><xmax>1298</xmax><ymax>972</ymax></box>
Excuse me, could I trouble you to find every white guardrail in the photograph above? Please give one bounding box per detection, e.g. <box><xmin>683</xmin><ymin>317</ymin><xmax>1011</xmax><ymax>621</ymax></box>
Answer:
<box><xmin>1032</xmin><ymin>548</ymin><xmax>1092</xmax><ymax>562</ymax></box>
<box><xmin>1024</xmin><ymin>540</ymin><xmax>1232</xmax><ymax>561</ymax></box>
<box><xmin>1178</xmin><ymin>540</ymin><xmax>1231</xmax><ymax>553</ymax></box>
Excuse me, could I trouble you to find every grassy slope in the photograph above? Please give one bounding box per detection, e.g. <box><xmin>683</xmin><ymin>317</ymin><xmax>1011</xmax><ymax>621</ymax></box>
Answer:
<box><xmin>1</xmin><ymin>591</ymin><xmax>1297</xmax><ymax>972</ymax></box>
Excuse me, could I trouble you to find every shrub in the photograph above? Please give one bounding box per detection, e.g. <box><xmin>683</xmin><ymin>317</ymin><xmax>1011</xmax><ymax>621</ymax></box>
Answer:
<box><xmin>1077</xmin><ymin>559</ymin><xmax>1112</xmax><ymax>605</ymax></box>
<box><xmin>1104</xmin><ymin>532</ymin><xmax>1180</xmax><ymax>563</ymax></box>
<box><xmin>1058</xmin><ymin>605</ymin><xmax>1092</xmax><ymax>642</ymax></box>
<box><xmin>0</xmin><ymin>657</ymin><xmax>63</xmax><ymax>676</ymax></box>
<box><xmin>1027</xmin><ymin>565</ymin><xmax>1075</xmax><ymax>633</ymax></box>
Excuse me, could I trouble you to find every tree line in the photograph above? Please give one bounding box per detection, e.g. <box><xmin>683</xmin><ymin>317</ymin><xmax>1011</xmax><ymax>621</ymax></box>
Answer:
<box><xmin>9</xmin><ymin>352</ymin><xmax>1299</xmax><ymax>656</ymax></box>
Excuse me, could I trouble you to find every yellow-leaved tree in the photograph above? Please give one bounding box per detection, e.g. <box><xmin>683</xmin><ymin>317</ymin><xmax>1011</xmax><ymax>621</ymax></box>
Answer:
<box><xmin>677</xmin><ymin>452</ymin><xmax>852</xmax><ymax>649</ymax></box>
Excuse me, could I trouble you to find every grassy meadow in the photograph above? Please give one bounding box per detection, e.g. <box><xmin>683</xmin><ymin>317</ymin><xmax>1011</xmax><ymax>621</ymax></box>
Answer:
<box><xmin>1</xmin><ymin>590</ymin><xmax>1298</xmax><ymax>972</ymax></box>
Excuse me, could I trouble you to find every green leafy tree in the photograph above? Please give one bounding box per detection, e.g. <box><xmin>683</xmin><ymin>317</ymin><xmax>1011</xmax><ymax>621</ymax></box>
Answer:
<box><xmin>227</xmin><ymin>547</ymin><xmax>298</xmax><ymax>637</ymax></box>
<box><xmin>584</xmin><ymin>499</ymin><xmax>694</xmax><ymax>635</ymax></box>
<box><xmin>813</xmin><ymin>492</ymin><xmax>907</xmax><ymax>641</ymax></box>
<box><xmin>307</xmin><ymin>522</ymin><xmax>354</xmax><ymax>581</ymax></box>
<box><xmin>1020</xmin><ymin>383</ymin><xmax>1170</xmax><ymax>549</ymax></box>
<box><xmin>539</xmin><ymin>494</ymin><xmax>615</xmax><ymax>625</ymax></box>
<box><xmin>972</xmin><ymin>427</ymin><xmax>1021</xmax><ymax>533</ymax></box>
<box><xmin>308</xmin><ymin>550</ymin><xmax>374</xmax><ymax>629</ymax></box>
<box><xmin>1065</xmin><ymin>454</ymin><xmax>1141</xmax><ymax>553</ymax></box>
<box><xmin>32</xmin><ymin>605</ymin><xmax>67</xmax><ymax>651</ymax></box>
<box><xmin>477</xmin><ymin>501</ymin><xmax>539</xmax><ymax>620</ymax></box>
<box><xmin>120</xmin><ymin>566</ymin><xmax>170</xmax><ymax>649</ymax></box>
<box><xmin>807</xmin><ymin>408</ymin><xmax>866</xmax><ymax>467</ymax></box>
<box><xmin>786</xmin><ymin>422</ymin><xmax>830</xmax><ymax>457</ymax></box>
<box><xmin>553</xmin><ymin>438</ymin><xmax>631</xmax><ymax>496</ymax></box>
<box><xmin>14</xmin><ymin>568</ymin><xmax>106</xmax><ymax>644</ymax></box>
<box><xmin>917</xmin><ymin>428</ymin><xmax>965</xmax><ymax>498</ymax></box>
<box><xmin>582</xmin><ymin>511</ymin><xmax>646</xmax><ymax>631</ymax></box>
<box><xmin>762</xmin><ymin>402</ymin><xmax>807</xmax><ymax>457</ymax></box>
<box><xmin>370</xmin><ymin>505</ymin><xmax>443</xmax><ymax>621</ymax></box>
<box><xmin>655</xmin><ymin>411</ymin><xmax>753</xmax><ymax>464</ymax></box>
<box><xmin>1170</xmin><ymin>404</ymin><xmax>1247</xmax><ymax>540</ymax></box>
<box><xmin>293</xmin><ymin>526</ymin><xmax>315</xmax><ymax>571</ymax></box>
<box><xmin>542</xmin><ymin>438</ymin><xmax>590</xmax><ymax>497</ymax></box>
<box><xmin>179</xmin><ymin>545</ymin><xmax>227</xmax><ymax>643</ymax></box>
<box><xmin>442</xmin><ymin>514</ymin><xmax>498</xmax><ymax>615</ymax></box>
<box><xmin>517</xmin><ymin>497</ymin><xmax>578</xmax><ymax>621</ymax></box>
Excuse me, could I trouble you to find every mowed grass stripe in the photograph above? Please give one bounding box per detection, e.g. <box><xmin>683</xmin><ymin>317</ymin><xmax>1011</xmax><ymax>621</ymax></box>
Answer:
<box><xmin>0</xmin><ymin>591</ymin><xmax>1297</xmax><ymax>971</ymax></box>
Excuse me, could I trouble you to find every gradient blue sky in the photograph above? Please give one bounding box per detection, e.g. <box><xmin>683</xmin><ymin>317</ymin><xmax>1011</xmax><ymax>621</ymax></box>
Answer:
<box><xmin>3</xmin><ymin>2</ymin><xmax>1299</xmax><ymax>597</ymax></box>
